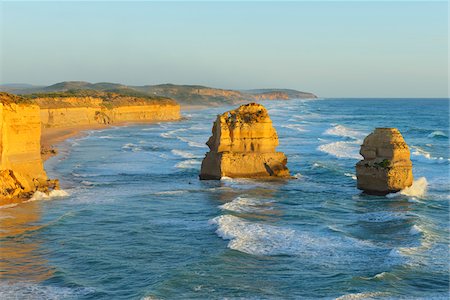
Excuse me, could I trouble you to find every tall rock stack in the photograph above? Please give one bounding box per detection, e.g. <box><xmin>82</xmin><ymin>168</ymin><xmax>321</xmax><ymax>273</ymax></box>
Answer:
<box><xmin>199</xmin><ymin>103</ymin><xmax>290</xmax><ymax>180</ymax></box>
<box><xmin>356</xmin><ymin>128</ymin><xmax>413</xmax><ymax>195</ymax></box>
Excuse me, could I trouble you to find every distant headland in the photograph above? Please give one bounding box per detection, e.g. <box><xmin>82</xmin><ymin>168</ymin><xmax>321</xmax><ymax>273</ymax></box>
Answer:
<box><xmin>0</xmin><ymin>81</ymin><xmax>318</xmax><ymax>106</ymax></box>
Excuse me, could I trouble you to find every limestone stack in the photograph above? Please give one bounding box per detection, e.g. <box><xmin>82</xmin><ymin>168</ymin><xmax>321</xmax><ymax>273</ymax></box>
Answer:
<box><xmin>356</xmin><ymin>128</ymin><xmax>413</xmax><ymax>195</ymax></box>
<box><xmin>199</xmin><ymin>103</ymin><xmax>290</xmax><ymax>179</ymax></box>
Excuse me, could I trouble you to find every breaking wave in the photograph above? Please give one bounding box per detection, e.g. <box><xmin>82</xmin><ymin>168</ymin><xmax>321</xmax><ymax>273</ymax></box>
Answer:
<box><xmin>219</xmin><ymin>196</ymin><xmax>275</xmax><ymax>214</ymax></box>
<box><xmin>318</xmin><ymin>141</ymin><xmax>362</xmax><ymax>160</ymax></box>
<box><xmin>324</xmin><ymin>124</ymin><xmax>365</xmax><ymax>139</ymax></box>
<box><xmin>0</xmin><ymin>282</ymin><xmax>93</xmax><ymax>300</ymax></box>
<box><xmin>171</xmin><ymin>149</ymin><xmax>200</xmax><ymax>159</ymax></box>
<box><xmin>28</xmin><ymin>189</ymin><xmax>70</xmax><ymax>202</ymax></box>
<box><xmin>410</xmin><ymin>146</ymin><xmax>449</xmax><ymax>162</ymax></box>
<box><xmin>386</xmin><ymin>177</ymin><xmax>428</xmax><ymax>198</ymax></box>
<box><xmin>122</xmin><ymin>143</ymin><xmax>142</xmax><ymax>152</ymax></box>
<box><xmin>427</xmin><ymin>130</ymin><xmax>448</xmax><ymax>139</ymax></box>
<box><xmin>175</xmin><ymin>159</ymin><xmax>202</xmax><ymax>169</ymax></box>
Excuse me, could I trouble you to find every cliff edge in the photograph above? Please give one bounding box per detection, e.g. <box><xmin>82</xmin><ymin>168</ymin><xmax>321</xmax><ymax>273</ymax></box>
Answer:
<box><xmin>0</xmin><ymin>93</ymin><xmax>58</xmax><ymax>205</ymax></box>
<box><xmin>199</xmin><ymin>103</ymin><xmax>290</xmax><ymax>179</ymax></box>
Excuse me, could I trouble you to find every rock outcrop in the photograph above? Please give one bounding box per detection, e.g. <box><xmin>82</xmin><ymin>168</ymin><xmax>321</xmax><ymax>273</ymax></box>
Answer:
<box><xmin>356</xmin><ymin>128</ymin><xmax>413</xmax><ymax>195</ymax></box>
<box><xmin>0</xmin><ymin>94</ymin><xmax>59</xmax><ymax>204</ymax></box>
<box><xmin>199</xmin><ymin>103</ymin><xmax>290</xmax><ymax>179</ymax></box>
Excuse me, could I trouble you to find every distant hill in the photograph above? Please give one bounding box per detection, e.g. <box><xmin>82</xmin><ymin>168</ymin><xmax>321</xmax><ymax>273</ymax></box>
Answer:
<box><xmin>0</xmin><ymin>81</ymin><xmax>317</xmax><ymax>106</ymax></box>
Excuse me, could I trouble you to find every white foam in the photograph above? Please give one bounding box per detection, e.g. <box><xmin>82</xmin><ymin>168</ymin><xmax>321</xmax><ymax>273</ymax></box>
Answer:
<box><xmin>28</xmin><ymin>189</ymin><xmax>70</xmax><ymax>202</ymax></box>
<box><xmin>318</xmin><ymin>141</ymin><xmax>362</xmax><ymax>160</ymax></box>
<box><xmin>219</xmin><ymin>196</ymin><xmax>275</xmax><ymax>213</ymax></box>
<box><xmin>428</xmin><ymin>130</ymin><xmax>448</xmax><ymax>138</ymax></box>
<box><xmin>281</xmin><ymin>124</ymin><xmax>307</xmax><ymax>132</ymax></box>
<box><xmin>176</xmin><ymin>136</ymin><xmax>206</xmax><ymax>148</ymax></box>
<box><xmin>293</xmin><ymin>173</ymin><xmax>303</xmax><ymax>179</ymax></box>
<box><xmin>386</xmin><ymin>177</ymin><xmax>428</xmax><ymax>198</ymax></box>
<box><xmin>411</xmin><ymin>146</ymin><xmax>449</xmax><ymax>162</ymax></box>
<box><xmin>155</xmin><ymin>190</ymin><xmax>187</xmax><ymax>195</ymax></box>
<box><xmin>344</xmin><ymin>173</ymin><xmax>357</xmax><ymax>180</ymax></box>
<box><xmin>171</xmin><ymin>149</ymin><xmax>200</xmax><ymax>159</ymax></box>
<box><xmin>160</xmin><ymin>128</ymin><xmax>187</xmax><ymax>139</ymax></box>
<box><xmin>98</xmin><ymin>135</ymin><xmax>114</xmax><ymax>139</ymax></box>
<box><xmin>175</xmin><ymin>159</ymin><xmax>201</xmax><ymax>169</ymax></box>
<box><xmin>324</xmin><ymin>124</ymin><xmax>365</xmax><ymax>139</ymax></box>
<box><xmin>409</xmin><ymin>224</ymin><xmax>423</xmax><ymax>235</ymax></box>
<box><xmin>209</xmin><ymin>215</ymin><xmax>372</xmax><ymax>257</ymax></box>
<box><xmin>122</xmin><ymin>143</ymin><xmax>142</xmax><ymax>152</ymax></box>
<box><xmin>0</xmin><ymin>203</ymin><xmax>19</xmax><ymax>209</ymax></box>
<box><xmin>357</xmin><ymin>211</ymin><xmax>416</xmax><ymax>223</ymax></box>
<box><xmin>0</xmin><ymin>282</ymin><xmax>92</xmax><ymax>300</ymax></box>
<box><xmin>335</xmin><ymin>292</ymin><xmax>388</xmax><ymax>300</ymax></box>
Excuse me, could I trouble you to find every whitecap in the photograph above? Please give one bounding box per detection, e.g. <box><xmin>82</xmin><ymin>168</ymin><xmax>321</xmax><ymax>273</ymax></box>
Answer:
<box><xmin>293</xmin><ymin>173</ymin><xmax>303</xmax><ymax>179</ymax></box>
<box><xmin>209</xmin><ymin>215</ymin><xmax>374</xmax><ymax>257</ymax></box>
<box><xmin>160</xmin><ymin>128</ymin><xmax>187</xmax><ymax>139</ymax></box>
<box><xmin>427</xmin><ymin>130</ymin><xmax>448</xmax><ymax>138</ymax></box>
<box><xmin>386</xmin><ymin>177</ymin><xmax>428</xmax><ymax>198</ymax></box>
<box><xmin>409</xmin><ymin>224</ymin><xmax>423</xmax><ymax>235</ymax></box>
<box><xmin>324</xmin><ymin>124</ymin><xmax>365</xmax><ymax>139</ymax></box>
<box><xmin>0</xmin><ymin>281</ymin><xmax>92</xmax><ymax>300</ymax></box>
<box><xmin>27</xmin><ymin>189</ymin><xmax>70</xmax><ymax>202</ymax></box>
<box><xmin>411</xmin><ymin>146</ymin><xmax>449</xmax><ymax>162</ymax></box>
<box><xmin>155</xmin><ymin>190</ymin><xmax>187</xmax><ymax>195</ymax></box>
<box><xmin>318</xmin><ymin>141</ymin><xmax>362</xmax><ymax>160</ymax></box>
<box><xmin>122</xmin><ymin>143</ymin><xmax>142</xmax><ymax>152</ymax></box>
<box><xmin>344</xmin><ymin>173</ymin><xmax>357</xmax><ymax>180</ymax></box>
<box><xmin>175</xmin><ymin>159</ymin><xmax>201</xmax><ymax>169</ymax></box>
<box><xmin>171</xmin><ymin>149</ymin><xmax>200</xmax><ymax>159</ymax></box>
<box><xmin>219</xmin><ymin>196</ymin><xmax>275</xmax><ymax>213</ymax></box>
<box><xmin>176</xmin><ymin>136</ymin><xmax>206</xmax><ymax>148</ymax></box>
<box><xmin>335</xmin><ymin>292</ymin><xmax>388</xmax><ymax>300</ymax></box>
<box><xmin>281</xmin><ymin>124</ymin><xmax>307</xmax><ymax>132</ymax></box>
<box><xmin>357</xmin><ymin>211</ymin><xmax>417</xmax><ymax>223</ymax></box>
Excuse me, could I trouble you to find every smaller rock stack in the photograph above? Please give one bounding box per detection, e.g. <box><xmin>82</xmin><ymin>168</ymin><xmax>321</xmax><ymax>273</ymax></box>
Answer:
<box><xmin>356</xmin><ymin>128</ymin><xmax>413</xmax><ymax>195</ymax></box>
<box><xmin>199</xmin><ymin>103</ymin><xmax>290</xmax><ymax>180</ymax></box>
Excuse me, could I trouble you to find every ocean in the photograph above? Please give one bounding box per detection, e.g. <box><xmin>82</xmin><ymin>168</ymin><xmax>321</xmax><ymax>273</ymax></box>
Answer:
<box><xmin>0</xmin><ymin>99</ymin><xmax>449</xmax><ymax>299</ymax></box>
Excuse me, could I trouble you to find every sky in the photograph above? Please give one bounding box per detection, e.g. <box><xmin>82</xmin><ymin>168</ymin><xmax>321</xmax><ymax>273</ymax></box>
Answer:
<box><xmin>0</xmin><ymin>1</ymin><xmax>448</xmax><ymax>98</ymax></box>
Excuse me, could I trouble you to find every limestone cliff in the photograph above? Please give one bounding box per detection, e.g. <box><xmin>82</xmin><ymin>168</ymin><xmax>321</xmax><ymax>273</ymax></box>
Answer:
<box><xmin>0</xmin><ymin>93</ymin><xmax>58</xmax><ymax>204</ymax></box>
<box><xmin>34</xmin><ymin>93</ymin><xmax>181</xmax><ymax>128</ymax></box>
<box><xmin>356</xmin><ymin>128</ymin><xmax>413</xmax><ymax>195</ymax></box>
<box><xmin>200</xmin><ymin>103</ymin><xmax>290</xmax><ymax>179</ymax></box>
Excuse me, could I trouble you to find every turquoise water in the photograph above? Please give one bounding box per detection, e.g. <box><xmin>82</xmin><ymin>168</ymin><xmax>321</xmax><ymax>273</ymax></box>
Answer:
<box><xmin>1</xmin><ymin>99</ymin><xmax>449</xmax><ymax>299</ymax></box>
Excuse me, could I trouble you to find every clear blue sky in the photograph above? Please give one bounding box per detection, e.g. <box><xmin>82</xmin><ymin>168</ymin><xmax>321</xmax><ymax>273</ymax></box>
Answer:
<box><xmin>0</xmin><ymin>1</ymin><xmax>448</xmax><ymax>97</ymax></box>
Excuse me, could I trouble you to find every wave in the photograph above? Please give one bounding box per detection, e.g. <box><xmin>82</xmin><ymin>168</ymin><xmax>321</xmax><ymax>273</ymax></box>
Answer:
<box><xmin>209</xmin><ymin>215</ymin><xmax>374</xmax><ymax>258</ymax></box>
<box><xmin>27</xmin><ymin>189</ymin><xmax>70</xmax><ymax>202</ymax></box>
<box><xmin>0</xmin><ymin>281</ymin><xmax>93</xmax><ymax>300</ymax></box>
<box><xmin>159</xmin><ymin>128</ymin><xmax>187</xmax><ymax>139</ymax></box>
<box><xmin>281</xmin><ymin>124</ymin><xmax>307</xmax><ymax>132</ymax></box>
<box><xmin>171</xmin><ymin>149</ymin><xmax>201</xmax><ymax>159</ymax></box>
<box><xmin>410</xmin><ymin>146</ymin><xmax>449</xmax><ymax>163</ymax></box>
<box><xmin>318</xmin><ymin>141</ymin><xmax>362</xmax><ymax>160</ymax></box>
<box><xmin>344</xmin><ymin>172</ymin><xmax>357</xmax><ymax>180</ymax></box>
<box><xmin>122</xmin><ymin>143</ymin><xmax>143</xmax><ymax>152</ymax></box>
<box><xmin>324</xmin><ymin>124</ymin><xmax>365</xmax><ymax>140</ymax></box>
<box><xmin>155</xmin><ymin>190</ymin><xmax>187</xmax><ymax>195</ymax></box>
<box><xmin>176</xmin><ymin>136</ymin><xmax>206</xmax><ymax>148</ymax></box>
<box><xmin>175</xmin><ymin>159</ymin><xmax>201</xmax><ymax>169</ymax></box>
<box><xmin>219</xmin><ymin>196</ymin><xmax>275</xmax><ymax>214</ymax></box>
<box><xmin>428</xmin><ymin>130</ymin><xmax>448</xmax><ymax>139</ymax></box>
<box><xmin>357</xmin><ymin>211</ymin><xmax>417</xmax><ymax>223</ymax></box>
<box><xmin>386</xmin><ymin>177</ymin><xmax>428</xmax><ymax>198</ymax></box>
<box><xmin>335</xmin><ymin>292</ymin><xmax>388</xmax><ymax>299</ymax></box>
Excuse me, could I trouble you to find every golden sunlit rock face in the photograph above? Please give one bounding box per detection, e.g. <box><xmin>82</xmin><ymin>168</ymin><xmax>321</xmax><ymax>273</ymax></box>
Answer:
<box><xmin>36</xmin><ymin>96</ymin><xmax>181</xmax><ymax>128</ymax></box>
<box><xmin>0</xmin><ymin>100</ymin><xmax>55</xmax><ymax>204</ymax></box>
<box><xmin>200</xmin><ymin>103</ymin><xmax>290</xmax><ymax>179</ymax></box>
<box><xmin>356</xmin><ymin>128</ymin><xmax>413</xmax><ymax>195</ymax></box>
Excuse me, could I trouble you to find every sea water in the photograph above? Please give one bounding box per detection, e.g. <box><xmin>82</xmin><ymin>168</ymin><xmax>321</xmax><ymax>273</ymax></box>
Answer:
<box><xmin>0</xmin><ymin>99</ymin><xmax>448</xmax><ymax>299</ymax></box>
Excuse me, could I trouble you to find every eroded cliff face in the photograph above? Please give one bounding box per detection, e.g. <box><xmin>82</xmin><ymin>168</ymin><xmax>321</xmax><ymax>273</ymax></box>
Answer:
<box><xmin>36</xmin><ymin>96</ymin><xmax>181</xmax><ymax>128</ymax></box>
<box><xmin>0</xmin><ymin>98</ymin><xmax>57</xmax><ymax>204</ymax></box>
<box><xmin>200</xmin><ymin>103</ymin><xmax>290</xmax><ymax>179</ymax></box>
<box><xmin>356</xmin><ymin>128</ymin><xmax>413</xmax><ymax>195</ymax></box>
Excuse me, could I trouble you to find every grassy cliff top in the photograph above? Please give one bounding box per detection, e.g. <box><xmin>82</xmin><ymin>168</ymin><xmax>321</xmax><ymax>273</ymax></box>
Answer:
<box><xmin>0</xmin><ymin>92</ymin><xmax>32</xmax><ymax>105</ymax></box>
<box><xmin>22</xmin><ymin>89</ymin><xmax>178</xmax><ymax>108</ymax></box>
